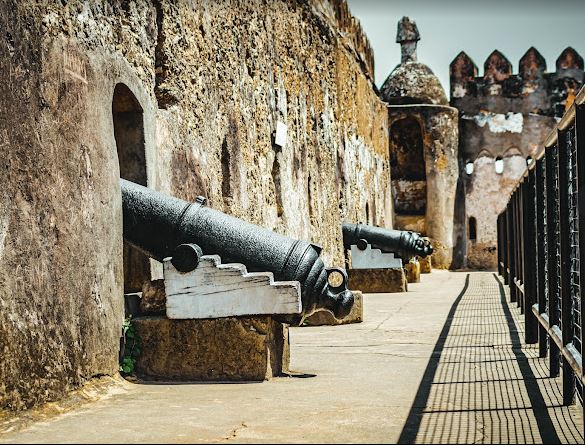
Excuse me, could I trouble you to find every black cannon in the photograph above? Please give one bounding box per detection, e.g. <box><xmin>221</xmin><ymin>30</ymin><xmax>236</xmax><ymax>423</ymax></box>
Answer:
<box><xmin>342</xmin><ymin>223</ymin><xmax>433</xmax><ymax>261</ymax></box>
<box><xmin>121</xmin><ymin>179</ymin><xmax>354</xmax><ymax>322</ymax></box>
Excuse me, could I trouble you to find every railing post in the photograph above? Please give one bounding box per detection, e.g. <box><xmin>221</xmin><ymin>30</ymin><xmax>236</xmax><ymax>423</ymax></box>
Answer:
<box><xmin>519</xmin><ymin>183</ymin><xmax>526</xmax><ymax>314</ymax></box>
<box><xmin>535</xmin><ymin>158</ymin><xmax>548</xmax><ymax>358</ymax></box>
<box><xmin>516</xmin><ymin>189</ymin><xmax>522</xmax><ymax>308</ymax></box>
<box><xmin>509</xmin><ymin>191</ymin><xmax>517</xmax><ymax>303</ymax></box>
<box><xmin>545</xmin><ymin>144</ymin><xmax>561</xmax><ymax>378</ymax></box>
<box><xmin>558</xmin><ymin>128</ymin><xmax>576</xmax><ymax>405</ymax></box>
<box><xmin>524</xmin><ymin>170</ymin><xmax>538</xmax><ymax>344</ymax></box>
<box><xmin>497</xmin><ymin>213</ymin><xmax>503</xmax><ymax>277</ymax></box>
<box><xmin>502</xmin><ymin>205</ymin><xmax>510</xmax><ymax>284</ymax></box>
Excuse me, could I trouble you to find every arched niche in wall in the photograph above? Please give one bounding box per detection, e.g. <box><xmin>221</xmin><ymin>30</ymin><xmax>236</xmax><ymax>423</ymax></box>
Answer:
<box><xmin>112</xmin><ymin>83</ymin><xmax>150</xmax><ymax>294</ymax></box>
<box><xmin>389</xmin><ymin>116</ymin><xmax>426</xmax><ymax>216</ymax></box>
<box><xmin>503</xmin><ymin>147</ymin><xmax>528</xmax><ymax>176</ymax></box>
<box><xmin>503</xmin><ymin>147</ymin><xmax>523</xmax><ymax>158</ymax></box>
<box><xmin>475</xmin><ymin>149</ymin><xmax>494</xmax><ymax>161</ymax></box>
<box><xmin>471</xmin><ymin>149</ymin><xmax>495</xmax><ymax>174</ymax></box>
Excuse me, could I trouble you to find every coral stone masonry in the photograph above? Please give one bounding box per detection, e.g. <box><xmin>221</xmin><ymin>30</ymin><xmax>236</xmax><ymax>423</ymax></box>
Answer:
<box><xmin>0</xmin><ymin>0</ymin><xmax>389</xmax><ymax>411</ymax></box>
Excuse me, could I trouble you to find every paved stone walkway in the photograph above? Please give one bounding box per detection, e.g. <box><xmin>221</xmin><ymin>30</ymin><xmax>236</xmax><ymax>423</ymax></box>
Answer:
<box><xmin>0</xmin><ymin>271</ymin><xmax>582</xmax><ymax>443</ymax></box>
<box><xmin>399</xmin><ymin>272</ymin><xmax>583</xmax><ymax>444</ymax></box>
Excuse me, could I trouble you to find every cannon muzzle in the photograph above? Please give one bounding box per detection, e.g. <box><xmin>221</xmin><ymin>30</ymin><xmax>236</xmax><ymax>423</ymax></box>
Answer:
<box><xmin>342</xmin><ymin>223</ymin><xmax>432</xmax><ymax>261</ymax></box>
<box><xmin>121</xmin><ymin>179</ymin><xmax>354</xmax><ymax>323</ymax></box>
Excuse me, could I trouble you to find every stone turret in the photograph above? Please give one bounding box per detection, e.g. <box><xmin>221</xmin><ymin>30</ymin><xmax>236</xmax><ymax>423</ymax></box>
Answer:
<box><xmin>379</xmin><ymin>17</ymin><xmax>459</xmax><ymax>269</ymax></box>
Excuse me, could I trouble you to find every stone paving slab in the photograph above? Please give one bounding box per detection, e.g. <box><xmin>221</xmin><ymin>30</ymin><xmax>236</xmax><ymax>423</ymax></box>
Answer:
<box><xmin>0</xmin><ymin>271</ymin><xmax>582</xmax><ymax>444</ymax></box>
<box><xmin>399</xmin><ymin>272</ymin><xmax>583</xmax><ymax>444</ymax></box>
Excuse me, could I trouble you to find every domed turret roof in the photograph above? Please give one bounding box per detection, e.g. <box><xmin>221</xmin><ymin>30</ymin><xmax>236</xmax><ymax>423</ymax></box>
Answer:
<box><xmin>380</xmin><ymin>62</ymin><xmax>448</xmax><ymax>105</ymax></box>
<box><xmin>379</xmin><ymin>17</ymin><xmax>448</xmax><ymax>106</ymax></box>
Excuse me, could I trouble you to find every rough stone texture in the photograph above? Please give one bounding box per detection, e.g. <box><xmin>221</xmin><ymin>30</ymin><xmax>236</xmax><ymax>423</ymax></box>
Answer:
<box><xmin>0</xmin><ymin>1</ymin><xmax>146</xmax><ymax>411</ymax></box>
<box><xmin>405</xmin><ymin>260</ymin><xmax>421</xmax><ymax>283</ymax></box>
<box><xmin>450</xmin><ymin>48</ymin><xmax>583</xmax><ymax>269</ymax></box>
<box><xmin>153</xmin><ymin>0</ymin><xmax>392</xmax><ymax>259</ymax></box>
<box><xmin>0</xmin><ymin>0</ymin><xmax>389</xmax><ymax>411</ymax></box>
<box><xmin>458</xmin><ymin>114</ymin><xmax>555</xmax><ymax>163</ymax></box>
<box><xmin>381</xmin><ymin>63</ymin><xmax>449</xmax><ymax>106</ymax></box>
<box><xmin>348</xmin><ymin>268</ymin><xmax>407</xmax><ymax>293</ymax></box>
<box><xmin>464</xmin><ymin>155</ymin><xmax>526</xmax><ymax>270</ymax></box>
<box><xmin>304</xmin><ymin>291</ymin><xmax>363</xmax><ymax>326</ymax></box>
<box><xmin>419</xmin><ymin>255</ymin><xmax>432</xmax><ymax>274</ymax></box>
<box><xmin>140</xmin><ymin>279</ymin><xmax>165</xmax><ymax>314</ymax></box>
<box><xmin>133</xmin><ymin>316</ymin><xmax>289</xmax><ymax>381</ymax></box>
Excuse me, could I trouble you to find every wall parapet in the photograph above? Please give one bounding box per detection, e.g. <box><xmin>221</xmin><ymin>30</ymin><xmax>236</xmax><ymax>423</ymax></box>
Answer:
<box><xmin>450</xmin><ymin>47</ymin><xmax>584</xmax><ymax>118</ymax></box>
<box><xmin>313</xmin><ymin>0</ymin><xmax>375</xmax><ymax>83</ymax></box>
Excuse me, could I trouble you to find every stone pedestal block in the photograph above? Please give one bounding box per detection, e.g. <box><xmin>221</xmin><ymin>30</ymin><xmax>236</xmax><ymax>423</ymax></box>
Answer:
<box><xmin>304</xmin><ymin>291</ymin><xmax>363</xmax><ymax>326</ymax></box>
<box><xmin>348</xmin><ymin>268</ymin><xmax>407</xmax><ymax>293</ymax></box>
<box><xmin>133</xmin><ymin>316</ymin><xmax>289</xmax><ymax>381</ymax></box>
<box><xmin>393</xmin><ymin>214</ymin><xmax>426</xmax><ymax>233</ymax></box>
<box><xmin>405</xmin><ymin>261</ymin><xmax>421</xmax><ymax>283</ymax></box>
<box><xmin>420</xmin><ymin>256</ymin><xmax>432</xmax><ymax>274</ymax></box>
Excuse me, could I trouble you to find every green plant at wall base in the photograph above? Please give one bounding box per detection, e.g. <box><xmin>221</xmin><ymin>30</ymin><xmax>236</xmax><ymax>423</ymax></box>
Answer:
<box><xmin>120</xmin><ymin>316</ymin><xmax>141</xmax><ymax>375</ymax></box>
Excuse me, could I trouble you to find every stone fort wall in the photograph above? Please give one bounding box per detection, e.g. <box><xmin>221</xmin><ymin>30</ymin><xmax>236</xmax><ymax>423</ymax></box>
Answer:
<box><xmin>0</xmin><ymin>0</ymin><xmax>390</xmax><ymax>410</ymax></box>
<box><xmin>450</xmin><ymin>48</ymin><xmax>583</xmax><ymax>269</ymax></box>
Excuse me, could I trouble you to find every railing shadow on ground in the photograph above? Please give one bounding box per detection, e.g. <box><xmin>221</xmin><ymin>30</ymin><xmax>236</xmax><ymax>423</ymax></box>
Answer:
<box><xmin>397</xmin><ymin>272</ymin><xmax>583</xmax><ymax>444</ymax></box>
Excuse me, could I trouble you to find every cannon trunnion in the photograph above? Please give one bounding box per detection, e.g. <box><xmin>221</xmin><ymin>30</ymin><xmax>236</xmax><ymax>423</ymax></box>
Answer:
<box><xmin>121</xmin><ymin>179</ymin><xmax>354</xmax><ymax>322</ymax></box>
<box><xmin>342</xmin><ymin>223</ymin><xmax>433</xmax><ymax>261</ymax></box>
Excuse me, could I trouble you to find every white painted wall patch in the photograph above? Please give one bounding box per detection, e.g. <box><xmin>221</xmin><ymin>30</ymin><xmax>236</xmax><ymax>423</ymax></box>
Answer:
<box><xmin>274</xmin><ymin>121</ymin><xmax>288</xmax><ymax>148</ymax></box>
<box><xmin>464</xmin><ymin>112</ymin><xmax>523</xmax><ymax>134</ymax></box>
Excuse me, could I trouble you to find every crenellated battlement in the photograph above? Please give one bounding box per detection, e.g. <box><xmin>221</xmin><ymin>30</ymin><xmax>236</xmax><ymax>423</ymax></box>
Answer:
<box><xmin>450</xmin><ymin>47</ymin><xmax>584</xmax><ymax>117</ymax></box>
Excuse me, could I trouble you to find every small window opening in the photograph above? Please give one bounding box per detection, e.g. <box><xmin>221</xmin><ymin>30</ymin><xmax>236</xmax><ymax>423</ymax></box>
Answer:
<box><xmin>308</xmin><ymin>174</ymin><xmax>315</xmax><ymax>220</ymax></box>
<box><xmin>468</xmin><ymin>216</ymin><xmax>477</xmax><ymax>241</ymax></box>
<box><xmin>495</xmin><ymin>157</ymin><xmax>504</xmax><ymax>174</ymax></box>
<box><xmin>526</xmin><ymin>156</ymin><xmax>533</xmax><ymax>166</ymax></box>
<box><xmin>221</xmin><ymin>137</ymin><xmax>232</xmax><ymax>198</ymax></box>
<box><xmin>465</xmin><ymin>161</ymin><xmax>474</xmax><ymax>175</ymax></box>
<box><xmin>365</xmin><ymin>202</ymin><xmax>370</xmax><ymax>225</ymax></box>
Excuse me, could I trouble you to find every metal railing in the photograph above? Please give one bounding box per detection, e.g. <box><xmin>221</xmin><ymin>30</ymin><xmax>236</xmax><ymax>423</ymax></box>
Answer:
<box><xmin>498</xmin><ymin>89</ymin><xmax>585</xmax><ymax>410</ymax></box>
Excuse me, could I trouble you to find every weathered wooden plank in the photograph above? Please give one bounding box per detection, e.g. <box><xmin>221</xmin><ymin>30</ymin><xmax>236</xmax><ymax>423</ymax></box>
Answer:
<box><xmin>164</xmin><ymin>255</ymin><xmax>301</xmax><ymax>319</ymax></box>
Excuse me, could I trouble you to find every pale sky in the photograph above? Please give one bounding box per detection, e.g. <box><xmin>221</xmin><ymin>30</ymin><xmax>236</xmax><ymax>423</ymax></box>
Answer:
<box><xmin>346</xmin><ymin>0</ymin><xmax>585</xmax><ymax>96</ymax></box>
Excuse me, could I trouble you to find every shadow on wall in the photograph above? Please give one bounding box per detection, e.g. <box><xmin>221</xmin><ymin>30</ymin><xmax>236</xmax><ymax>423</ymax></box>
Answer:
<box><xmin>390</xmin><ymin>116</ymin><xmax>427</xmax><ymax>217</ymax></box>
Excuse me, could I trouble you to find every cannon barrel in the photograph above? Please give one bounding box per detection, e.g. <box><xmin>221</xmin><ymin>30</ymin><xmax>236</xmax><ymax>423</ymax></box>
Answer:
<box><xmin>342</xmin><ymin>223</ymin><xmax>433</xmax><ymax>260</ymax></box>
<box><xmin>121</xmin><ymin>179</ymin><xmax>354</xmax><ymax>322</ymax></box>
